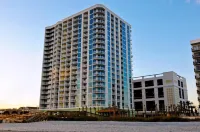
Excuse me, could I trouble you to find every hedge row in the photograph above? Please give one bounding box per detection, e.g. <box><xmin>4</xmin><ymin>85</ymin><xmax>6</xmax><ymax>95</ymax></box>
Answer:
<box><xmin>44</xmin><ymin>115</ymin><xmax>200</xmax><ymax>122</ymax></box>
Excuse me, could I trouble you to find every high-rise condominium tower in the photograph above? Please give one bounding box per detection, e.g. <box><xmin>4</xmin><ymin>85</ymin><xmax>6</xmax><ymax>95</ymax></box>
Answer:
<box><xmin>191</xmin><ymin>38</ymin><xmax>200</xmax><ymax>107</ymax></box>
<box><xmin>39</xmin><ymin>4</ymin><xmax>133</xmax><ymax>110</ymax></box>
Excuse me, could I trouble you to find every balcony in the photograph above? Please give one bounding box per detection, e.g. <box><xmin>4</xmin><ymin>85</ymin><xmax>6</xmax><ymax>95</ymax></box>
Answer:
<box><xmin>71</xmin><ymin>71</ymin><xmax>77</xmax><ymax>75</ymax></box>
<box><xmin>71</xmin><ymin>75</ymin><xmax>77</xmax><ymax>80</ymax></box>
<box><xmin>94</xmin><ymin>19</ymin><xmax>105</xmax><ymax>24</ymax></box>
<box><xmin>82</xmin><ymin>98</ymin><xmax>86</xmax><ymax>101</ymax></box>
<box><xmin>94</xmin><ymin>14</ymin><xmax>104</xmax><ymax>19</ymax></box>
<box><xmin>65</xmin><ymin>88</ymin><xmax>69</xmax><ymax>92</ymax></box>
<box><xmin>93</xmin><ymin>97</ymin><xmax>105</xmax><ymax>100</ymax></box>
<box><xmin>73</xmin><ymin>28</ymin><xmax>78</xmax><ymax>32</ymax></box>
<box><xmin>72</xmin><ymin>62</ymin><xmax>78</xmax><ymax>66</ymax></box>
<box><xmin>70</xmin><ymin>92</ymin><xmax>76</xmax><ymax>96</ymax></box>
<box><xmin>82</xmin><ymin>86</ymin><xmax>87</xmax><ymax>90</ymax></box>
<box><xmin>83</xmin><ymin>49</ymin><xmax>88</xmax><ymax>55</ymax></box>
<box><xmin>94</xmin><ymin>40</ymin><xmax>105</xmax><ymax>44</ymax></box>
<box><xmin>192</xmin><ymin>48</ymin><xmax>200</xmax><ymax>52</ymax></box>
<box><xmin>43</xmin><ymin>64</ymin><xmax>52</xmax><ymax>68</ymax></box>
<box><xmin>196</xmin><ymin>75</ymin><xmax>200</xmax><ymax>80</ymax></box>
<box><xmin>82</xmin><ymin>48</ymin><xmax>87</xmax><ymax>52</ymax></box>
<box><xmin>93</xmin><ymin>90</ymin><xmax>105</xmax><ymax>94</ymax></box>
<box><xmin>72</xmin><ymin>47</ymin><xmax>78</xmax><ymax>51</ymax></box>
<box><xmin>94</xmin><ymin>9</ymin><xmax>105</xmax><ymax>14</ymax></box>
<box><xmin>93</xmin><ymin>45</ymin><xmax>105</xmax><ymax>50</ymax></box>
<box><xmin>94</xmin><ymin>25</ymin><xmax>105</xmax><ymax>31</ymax></box>
<box><xmin>93</xmin><ymin>84</ymin><xmax>104</xmax><ymax>88</ymax></box>
<box><xmin>41</xmin><ymin>82</ymin><xmax>48</xmax><ymax>86</ymax></box>
<box><xmin>45</xmin><ymin>38</ymin><xmax>54</xmax><ymax>43</ymax></box>
<box><xmin>194</xmin><ymin>69</ymin><xmax>200</xmax><ymax>72</ymax></box>
<box><xmin>83</xmin><ymin>19</ymin><xmax>88</xmax><ymax>23</ymax></box>
<box><xmin>42</xmin><ymin>78</ymin><xmax>50</xmax><ymax>81</ymax></box>
<box><xmin>46</xmin><ymin>30</ymin><xmax>54</xmax><ymax>34</ymax></box>
<box><xmin>93</xmin><ymin>73</ymin><xmax>105</xmax><ymax>76</ymax></box>
<box><xmin>93</xmin><ymin>67</ymin><xmax>104</xmax><ymax>71</ymax></box>
<box><xmin>93</xmin><ymin>30</ymin><xmax>105</xmax><ymax>34</ymax></box>
<box><xmin>197</xmin><ymin>90</ymin><xmax>200</xmax><ymax>94</ymax></box>
<box><xmin>82</xmin><ymin>75</ymin><xmax>87</xmax><ymax>78</ymax></box>
<box><xmin>193</xmin><ymin>62</ymin><xmax>200</xmax><ymax>65</ymax></box>
<box><xmin>94</xmin><ymin>79</ymin><xmax>105</xmax><ymax>82</ymax></box>
<box><xmin>71</xmin><ymin>81</ymin><xmax>77</xmax><ymax>86</ymax></box>
<box><xmin>71</xmin><ymin>87</ymin><xmax>77</xmax><ymax>90</ymax></box>
<box><xmin>44</xmin><ymin>47</ymin><xmax>53</xmax><ymax>51</ymax></box>
<box><xmin>94</xmin><ymin>35</ymin><xmax>105</xmax><ymax>39</ymax></box>
<box><xmin>44</xmin><ymin>50</ymin><xmax>53</xmax><ymax>55</ymax></box>
<box><xmin>82</xmin><ymin>91</ymin><xmax>87</xmax><ymax>95</ymax></box>
<box><xmin>93</xmin><ymin>56</ymin><xmax>104</xmax><ymax>60</ymax></box>
<box><xmin>82</xmin><ymin>59</ymin><xmax>87</xmax><ymax>63</ymax></box>
<box><xmin>40</xmin><ymin>96</ymin><xmax>47</xmax><ymax>99</ymax></box>
<box><xmin>93</xmin><ymin>62</ymin><xmax>105</xmax><ymax>65</ymax></box>
<box><xmin>193</xmin><ymin>54</ymin><xmax>200</xmax><ymax>59</ymax></box>
<box><xmin>70</xmin><ymin>99</ymin><xmax>76</xmax><ymax>102</ymax></box>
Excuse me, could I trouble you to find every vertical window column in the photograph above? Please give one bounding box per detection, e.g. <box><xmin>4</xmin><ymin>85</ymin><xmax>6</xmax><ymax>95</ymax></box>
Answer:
<box><xmin>76</xmin><ymin>15</ymin><xmax>82</xmax><ymax>107</ymax></box>
<box><xmin>107</xmin><ymin>11</ymin><xmax>111</xmax><ymax>106</ymax></box>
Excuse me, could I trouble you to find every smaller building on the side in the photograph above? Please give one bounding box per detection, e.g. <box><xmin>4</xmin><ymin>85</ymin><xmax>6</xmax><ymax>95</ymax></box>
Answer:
<box><xmin>133</xmin><ymin>71</ymin><xmax>188</xmax><ymax>112</ymax></box>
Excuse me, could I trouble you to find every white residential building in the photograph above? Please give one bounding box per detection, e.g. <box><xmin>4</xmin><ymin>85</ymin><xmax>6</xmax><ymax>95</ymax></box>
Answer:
<box><xmin>39</xmin><ymin>4</ymin><xmax>133</xmax><ymax>110</ymax></box>
<box><xmin>191</xmin><ymin>38</ymin><xmax>200</xmax><ymax>107</ymax></box>
<box><xmin>133</xmin><ymin>71</ymin><xmax>188</xmax><ymax>112</ymax></box>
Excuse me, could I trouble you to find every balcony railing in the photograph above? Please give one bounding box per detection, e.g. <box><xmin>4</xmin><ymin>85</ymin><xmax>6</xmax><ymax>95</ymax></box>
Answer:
<box><xmin>93</xmin><ymin>90</ymin><xmax>105</xmax><ymax>94</ymax></box>
<box><xmin>93</xmin><ymin>97</ymin><xmax>105</xmax><ymax>100</ymax></box>
<box><xmin>194</xmin><ymin>69</ymin><xmax>200</xmax><ymax>72</ymax></box>
<box><xmin>197</xmin><ymin>90</ymin><xmax>200</xmax><ymax>94</ymax></box>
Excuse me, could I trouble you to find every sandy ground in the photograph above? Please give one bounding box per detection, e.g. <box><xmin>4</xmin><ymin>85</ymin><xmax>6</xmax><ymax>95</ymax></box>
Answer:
<box><xmin>0</xmin><ymin>121</ymin><xmax>200</xmax><ymax>132</ymax></box>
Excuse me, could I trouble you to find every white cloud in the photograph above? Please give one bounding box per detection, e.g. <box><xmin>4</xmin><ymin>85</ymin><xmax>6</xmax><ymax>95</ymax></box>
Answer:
<box><xmin>186</xmin><ymin>0</ymin><xmax>191</xmax><ymax>3</ymax></box>
<box><xmin>196</xmin><ymin>0</ymin><xmax>200</xmax><ymax>4</ymax></box>
<box><xmin>185</xmin><ymin>0</ymin><xmax>200</xmax><ymax>4</ymax></box>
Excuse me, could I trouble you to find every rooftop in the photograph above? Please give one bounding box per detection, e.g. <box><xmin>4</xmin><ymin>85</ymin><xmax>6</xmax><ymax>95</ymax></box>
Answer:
<box><xmin>133</xmin><ymin>71</ymin><xmax>185</xmax><ymax>80</ymax></box>
<box><xmin>191</xmin><ymin>38</ymin><xmax>200</xmax><ymax>45</ymax></box>
<box><xmin>46</xmin><ymin>4</ymin><xmax>131</xmax><ymax>29</ymax></box>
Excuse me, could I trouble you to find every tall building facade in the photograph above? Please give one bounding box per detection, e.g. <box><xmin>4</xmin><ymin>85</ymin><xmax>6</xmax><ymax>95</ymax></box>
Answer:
<box><xmin>40</xmin><ymin>4</ymin><xmax>133</xmax><ymax>110</ymax></box>
<box><xmin>191</xmin><ymin>38</ymin><xmax>200</xmax><ymax>107</ymax></box>
<box><xmin>133</xmin><ymin>71</ymin><xmax>188</xmax><ymax>112</ymax></box>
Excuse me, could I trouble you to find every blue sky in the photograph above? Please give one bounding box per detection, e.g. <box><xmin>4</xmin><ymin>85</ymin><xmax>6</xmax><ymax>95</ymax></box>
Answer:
<box><xmin>0</xmin><ymin>0</ymin><xmax>200</xmax><ymax>108</ymax></box>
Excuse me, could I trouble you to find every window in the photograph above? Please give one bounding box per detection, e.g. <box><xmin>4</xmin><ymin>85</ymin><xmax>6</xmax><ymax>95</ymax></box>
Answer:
<box><xmin>133</xmin><ymin>82</ymin><xmax>142</xmax><ymax>88</ymax></box>
<box><xmin>146</xmin><ymin>101</ymin><xmax>155</xmax><ymax>111</ymax></box>
<box><xmin>145</xmin><ymin>88</ymin><xmax>155</xmax><ymax>99</ymax></box>
<box><xmin>157</xmin><ymin>79</ymin><xmax>163</xmax><ymax>85</ymax></box>
<box><xmin>134</xmin><ymin>102</ymin><xmax>143</xmax><ymax>111</ymax></box>
<box><xmin>145</xmin><ymin>80</ymin><xmax>154</xmax><ymax>87</ymax></box>
<box><xmin>134</xmin><ymin>90</ymin><xmax>142</xmax><ymax>99</ymax></box>
<box><xmin>181</xmin><ymin>82</ymin><xmax>183</xmax><ymax>87</ymax></box>
<box><xmin>158</xmin><ymin>87</ymin><xmax>164</xmax><ymax>98</ymax></box>
<box><xmin>182</xmin><ymin>89</ymin><xmax>184</xmax><ymax>99</ymax></box>
<box><xmin>178</xmin><ymin>80</ymin><xmax>180</xmax><ymax>86</ymax></box>
<box><xmin>159</xmin><ymin>100</ymin><xmax>165</xmax><ymax>111</ymax></box>
<box><xmin>179</xmin><ymin>88</ymin><xmax>182</xmax><ymax>98</ymax></box>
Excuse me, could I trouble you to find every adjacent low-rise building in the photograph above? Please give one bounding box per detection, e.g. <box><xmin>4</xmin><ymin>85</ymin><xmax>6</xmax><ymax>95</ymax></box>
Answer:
<box><xmin>133</xmin><ymin>71</ymin><xmax>188</xmax><ymax>112</ymax></box>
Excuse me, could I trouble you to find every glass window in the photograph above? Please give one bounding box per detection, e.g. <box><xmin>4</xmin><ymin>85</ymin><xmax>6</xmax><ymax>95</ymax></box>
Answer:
<box><xmin>89</xmin><ymin>60</ymin><xmax>92</xmax><ymax>65</ymax></box>
<box><xmin>90</xmin><ymin>19</ymin><xmax>93</xmax><ymax>24</ymax></box>
<box><xmin>76</xmin><ymin>51</ymin><xmax>80</xmax><ymax>56</ymax></box>
<box><xmin>89</xmin><ymin>50</ymin><xmax>93</xmax><ymax>54</ymax></box>
<box><xmin>90</xmin><ymin>10</ymin><xmax>93</xmax><ymax>14</ymax></box>
<box><xmin>89</xmin><ymin>66</ymin><xmax>92</xmax><ymax>70</ymax></box>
